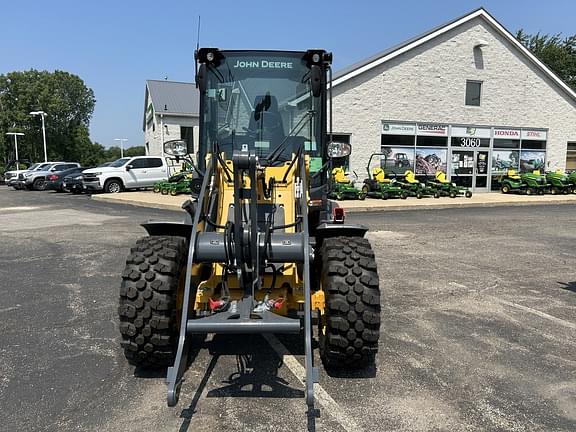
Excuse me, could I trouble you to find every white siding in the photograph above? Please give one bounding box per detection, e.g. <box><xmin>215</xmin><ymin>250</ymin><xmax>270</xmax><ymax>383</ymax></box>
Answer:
<box><xmin>332</xmin><ymin>16</ymin><xmax>576</xmax><ymax>178</ymax></box>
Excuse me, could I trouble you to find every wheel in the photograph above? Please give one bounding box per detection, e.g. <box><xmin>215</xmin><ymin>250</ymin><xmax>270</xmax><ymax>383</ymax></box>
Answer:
<box><xmin>335</xmin><ymin>191</ymin><xmax>343</xmax><ymax>201</ymax></box>
<box><xmin>433</xmin><ymin>192</ymin><xmax>440</xmax><ymax>199</ymax></box>
<box><xmin>104</xmin><ymin>179</ymin><xmax>123</xmax><ymax>194</ymax></box>
<box><xmin>153</xmin><ymin>185</ymin><xmax>161</xmax><ymax>193</ymax></box>
<box><xmin>526</xmin><ymin>188</ymin><xmax>533</xmax><ymax>195</ymax></box>
<box><xmin>563</xmin><ymin>188</ymin><xmax>570</xmax><ymax>195</ymax></box>
<box><xmin>318</xmin><ymin>237</ymin><xmax>380</xmax><ymax>369</ymax></box>
<box><xmin>381</xmin><ymin>192</ymin><xmax>389</xmax><ymax>200</ymax></box>
<box><xmin>170</xmin><ymin>188</ymin><xmax>178</xmax><ymax>197</ymax></box>
<box><xmin>551</xmin><ymin>187</ymin><xmax>558</xmax><ymax>195</ymax></box>
<box><xmin>449</xmin><ymin>191</ymin><xmax>457</xmax><ymax>198</ymax></box>
<box><xmin>501</xmin><ymin>185</ymin><xmax>510</xmax><ymax>194</ymax></box>
<box><xmin>400</xmin><ymin>192</ymin><xmax>408</xmax><ymax>200</ymax></box>
<box><xmin>118</xmin><ymin>236</ymin><xmax>188</xmax><ymax>367</ymax></box>
<box><xmin>32</xmin><ymin>178</ymin><xmax>46</xmax><ymax>191</ymax></box>
<box><xmin>416</xmin><ymin>191</ymin><xmax>423</xmax><ymax>199</ymax></box>
<box><xmin>538</xmin><ymin>189</ymin><xmax>545</xmax><ymax>195</ymax></box>
<box><xmin>361</xmin><ymin>185</ymin><xmax>369</xmax><ymax>195</ymax></box>
<box><xmin>161</xmin><ymin>188</ymin><xmax>169</xmax><ymax>195</ymax></box>
<box><xmin>465</xmin><ymin>190</ymin><xmax>472</xmax><ymax>198</ymax></box>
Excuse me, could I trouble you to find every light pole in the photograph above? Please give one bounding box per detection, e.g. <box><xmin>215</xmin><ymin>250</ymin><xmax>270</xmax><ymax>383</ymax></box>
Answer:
<box><xmin>6</xmin><ymin>132</ymin><xmax>24</xmax><ymax>170</ymax></box>
<box><xmin>30</xmin><ymin>111</ymin><xmax>48</xmax><ymax>162</ymax></box>
<box><xmin>114</xmin><ymin>138</ymin><xmax>128</xmax><ymax>158</ymax></box>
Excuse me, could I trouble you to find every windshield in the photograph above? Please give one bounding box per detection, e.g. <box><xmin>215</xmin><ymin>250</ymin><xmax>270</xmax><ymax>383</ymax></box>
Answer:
<box><xmin>27</xmin><ymin>163</ymin><xmax>40</xmax><ymax>170</ymax></box>
<box><xmin>108</xmin><ymin>158</ymin><xmax>131</xmax><ymax>168</ymax></box>
<box><xmin>37</xmin><ymin>163</ymin><xmax>52</xmax><ymax>171</ymax></box>
<box><xmin>201</xmin><ymin>52</ymin><xmax>319</xmax><ymax>161</ymax></box>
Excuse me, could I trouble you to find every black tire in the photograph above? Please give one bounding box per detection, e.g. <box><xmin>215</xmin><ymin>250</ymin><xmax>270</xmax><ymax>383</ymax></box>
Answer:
<box><xmin>335</xmin><ymin>191</ymin><xmax>343</xmax><ymax>201</ymax></box>
<box><xmin>361</xmin><ymin>184</ymin><xmax>369</xmax><ymax>195</ymax></box>
<box><xmin>465</xmin><ymin>190</ymin><xmax>472</xmax><ymax>198</ymax></box>
<box><xmin>551</xmin><ymin>187</ymin><xmax>558</xmax><ymax>195</ymax></box>
<box><xmin>400</xmin><ymin>192</ymin><xmax>408</xmax><ymax>200</ymax></box>
<box><xmin>416</xmin><ymin>191</ymin><xmax>423</xmax><ymax>199</ymax></box>
<box><xmin>32</xmin><ymin>178</ymin><xmax>46</xmax><ymax>191</ymax></box>
<box><xmin>433</xmin><ymin>192</ymin><xmax>440</xmax><ymax>199</ymax></box>
<box><xmin>104</xmin><ymin>179</ymin><xmax>123</xmax><ymax>194</ymax></box>
<box><xmin>526</xmin><ymin>188</ymin><xmax>533</xmax><ymax>195</ymax></box>
<box><xmin>318</xmin><ymin>237</ymin><xmax>381</xmax><ymax>369</ymax></box>
<box><xmin>118</xmin><ymin>236</ymin><xmax>188</xmax><ymax>368</ymax></box>
<box><xmin>381</xmin><ymin>192</ymin><xmax>389</xmax><ymax>200</ymax></box>
<box><xmin>501</xmin><ymin>185</ymin><xmax>510</xmax><ymax>194</ymax></box>
<box><xmin>449</xmin><ymin>191</ymin><xmax>457</xmax><ymax>198</ymax></box>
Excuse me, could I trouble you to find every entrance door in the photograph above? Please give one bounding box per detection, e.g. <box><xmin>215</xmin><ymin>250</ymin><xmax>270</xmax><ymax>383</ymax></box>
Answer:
<box><xmin>450</xmin><ymin>150</ymin><xmax>490</xmax><ymax>192</ymax></box>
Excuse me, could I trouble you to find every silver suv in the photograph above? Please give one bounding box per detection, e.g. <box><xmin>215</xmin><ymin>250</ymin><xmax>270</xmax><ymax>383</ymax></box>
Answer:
<box><xmin>22</xmin><ymin>162</ymin><xmax>81</xmax><ymax>190</ymax></box>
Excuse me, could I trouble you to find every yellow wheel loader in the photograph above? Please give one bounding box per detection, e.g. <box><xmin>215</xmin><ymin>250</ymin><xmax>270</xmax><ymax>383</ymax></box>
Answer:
<box><xmin>118</xmin><ymin>48</ymin><xmax>381</xmax><ymax>410</ymax></box>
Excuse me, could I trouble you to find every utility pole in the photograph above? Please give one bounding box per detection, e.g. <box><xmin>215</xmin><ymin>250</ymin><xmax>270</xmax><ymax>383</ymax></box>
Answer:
<box><xmin>30</xmin><ymin>111</ymin><xmax>48</xmax><ymax>162</ymax></box>
<box><xmin>6</xmin><ymin>132</ymin><xmax>24</xmax><ymax>170</ymax></box>
<box><xmin>114</xmin><ymin>138</ymin><xmax>128</xmax><ymax>158</ymax></box>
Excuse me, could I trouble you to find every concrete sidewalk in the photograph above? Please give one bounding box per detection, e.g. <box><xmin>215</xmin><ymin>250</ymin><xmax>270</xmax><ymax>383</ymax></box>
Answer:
<box><xmin>91</xmin><ymin>190</ymin><xmax>576</xmax><ymax>212</ymax></box>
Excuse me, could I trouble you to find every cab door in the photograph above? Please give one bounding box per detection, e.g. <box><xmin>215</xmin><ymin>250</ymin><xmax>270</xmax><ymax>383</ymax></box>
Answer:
<box><xmin>144</xmin><ymin>158</ymin><xmax>168</xmax><ymax>185</ymax></box>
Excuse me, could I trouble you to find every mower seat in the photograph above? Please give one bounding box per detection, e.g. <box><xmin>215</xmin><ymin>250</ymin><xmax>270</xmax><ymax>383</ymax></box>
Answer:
<box><xmin>372</xmin><ymin>168</ymin><xmax>390</xmax><ymax>184</ymax></box>
<box><xmin>507</xmin><ymin>169</ymin><xmax>521</xmax><ymax>180</ymax></box>
<box><xmin>533</xmin><ymin>170</ymin><xmax>541</xmax><ymax>176</ymax></box>
<box><xmin>332</xmin><ymin>167</ymin><xmax>351</xmax><ymax>184</ymax></box>
<box><xmin>435</xmin><ymin>171</ymin><xmax>449</xmax><ymax>184</ymax></box>
<box><xmin>404</xmin><ymin>170</ymin><xmax>419</xmax><ymax>184</ymax></box>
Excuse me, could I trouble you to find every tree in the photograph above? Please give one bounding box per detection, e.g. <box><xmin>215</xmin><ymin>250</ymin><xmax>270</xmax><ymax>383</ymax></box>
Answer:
<box><xmin>0</xmin><ymin>70</ymin><xmax>96</xmax><ymax>165</ymax></box>
<box><xmin>516</xmin><ymin>30</ymin><xmax>576</xmax><ymax>91</ymax></box>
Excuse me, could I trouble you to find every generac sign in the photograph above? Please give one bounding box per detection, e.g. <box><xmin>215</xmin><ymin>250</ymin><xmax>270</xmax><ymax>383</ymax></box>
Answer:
<box><xmin>494</xmin><ymin>128</ymin><xmax>520</xmax><ymax>138</ymax></box>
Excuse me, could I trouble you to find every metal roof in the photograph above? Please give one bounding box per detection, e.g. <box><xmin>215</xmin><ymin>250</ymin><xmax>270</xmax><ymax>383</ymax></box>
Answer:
<box><xmin>331</xmin><ymin>8</ymin><xmax>576</xmax><ymax>102</ymax></box>
<box><xmin>146</xmin><ymin>80</ymin><xmax>199</xmax><ymax>116</ymax></box>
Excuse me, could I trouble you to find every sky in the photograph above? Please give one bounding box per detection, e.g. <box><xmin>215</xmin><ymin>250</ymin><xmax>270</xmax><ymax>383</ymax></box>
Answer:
<box><xmin>1</xmin><ymin>0</ymin><xmax>575</xmax><ymax>148</ymax></box>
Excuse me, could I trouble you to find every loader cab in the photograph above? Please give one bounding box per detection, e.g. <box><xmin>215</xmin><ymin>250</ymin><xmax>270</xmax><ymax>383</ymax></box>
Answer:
<box><xmin>195</xmin><ymin>49</ymin><xmax>331</xmax><ymax>177</ymax></box>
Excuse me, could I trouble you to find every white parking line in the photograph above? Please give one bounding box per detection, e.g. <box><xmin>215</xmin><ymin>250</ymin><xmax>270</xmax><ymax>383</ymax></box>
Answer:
<box><xmin>495</xmin><ymin>298</ymin><xmax>576</xmax><ymax>330</ymax></box>
<box><xmin>0</xmin><ymin>206</ymin><xmax>41</xmax><ymax>212</ymax></box>
<box><xmin>263</xmin><ymin>334</ymin><xmax>363</xmax><ymax>432</ymax></box>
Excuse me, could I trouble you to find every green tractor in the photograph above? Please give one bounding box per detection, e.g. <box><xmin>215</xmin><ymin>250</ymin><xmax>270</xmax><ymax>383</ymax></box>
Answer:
<box><xmin>546</xmin><ymin>170</ymin><xmax>573</xmax><ymax>194</ymax></box>
<box><xmin>361</xmin><ymin>153</ymin><xmax>407</xmax><ymax>199</ymax></box>
<box><xmin>329</xmin><ymin>166</ymin><xmax>366</xmax><ymax>200</ymax></box>
<box><xmin>426</xmin><ymin>171</ymin><xmax>472</xmax><ymax>198</ymax></box>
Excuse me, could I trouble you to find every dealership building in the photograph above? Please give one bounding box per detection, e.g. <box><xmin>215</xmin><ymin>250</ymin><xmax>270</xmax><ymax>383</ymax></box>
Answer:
<box><xmin>330</xmin><ymin>8</ymin><xmax>576</xmax><ymax>192</ymax></box>
<box><xmin>142</xmin><ymin>8</ymin><xmax>576</xmax><ymax>192</ymax></box>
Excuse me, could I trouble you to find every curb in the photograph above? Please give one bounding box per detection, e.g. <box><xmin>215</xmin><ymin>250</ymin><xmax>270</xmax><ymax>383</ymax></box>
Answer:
<box><xmin>91</xmin><ymin>193</ymin><xmax>576</xmax><ymax>213</ymax></box>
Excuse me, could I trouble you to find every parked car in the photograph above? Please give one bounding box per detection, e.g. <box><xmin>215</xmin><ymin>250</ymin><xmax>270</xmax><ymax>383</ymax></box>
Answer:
<box><xmin>81</xmin><ymin>156</ymin><xmax>168</xmax><ymax>193</ymax></box>
<box><xmin>62</xmin><ymin>171</ymin><xmax>86</xmax><ymax>194</ymax></box>
<box><xmin>2</xmin><ymin>160</ymin><xmax>33</xmax><ymax>185</ymax></box>
<box><xmin>10</xmin><ymin>162</ymin><xmax>55</xmax><ymax>189</ymax></box>
<box><xmin>22</xmin><ymin>162</ymin><xmax>81</xmax><ymax>190</ymax></box>
<box><xmin>45</xmin><ymin>166</ymin><xmax>87</xmax><ymax>192</ymax></box>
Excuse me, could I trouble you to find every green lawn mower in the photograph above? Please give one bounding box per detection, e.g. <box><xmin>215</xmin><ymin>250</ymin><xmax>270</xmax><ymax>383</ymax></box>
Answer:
<box><xmin>547</xmin><ymin>170</ymin><xmax>573</xmax><ymax>194</ymax></box>
<box><xmin>426</xmin><ymin>171</ymin><xmax>472</xmax><ymax>198</ymax></box>
<box><xmin>499</xmin><ymin>169</ymin><xmax>548</xmax><ymax>194</ymax></box>
<box><xmin>361</xmin><ymin>153</ymin><xmax>407</xmax><ymax>199</ymax></box>
<box><xmin>394</xmin><ymin>169</ymin><xmax>433</xmax><ymax>199</ymax></box>
<box><xmin>329</xmin><ymin>166</ymin><xmax>366</xmax><ymax>200</ymax></box>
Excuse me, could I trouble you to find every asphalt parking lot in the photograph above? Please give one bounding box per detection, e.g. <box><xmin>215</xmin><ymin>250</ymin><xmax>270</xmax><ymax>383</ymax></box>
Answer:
<box><xmin>1</xmin><ymin>187</ymin><xmax>576</xmax><ymax>432</ymax></box>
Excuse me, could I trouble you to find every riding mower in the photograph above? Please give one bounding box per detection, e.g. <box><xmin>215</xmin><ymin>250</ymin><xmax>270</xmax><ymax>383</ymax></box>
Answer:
<box><xmin>153</xmin><ymin>161</ymin><xmax>195</xmax><ymax>194</ymax></box>
<box><xmin>394</xmin><ymin>169</ymin><xmax>433</xmax><ymax>198</ymax></box>
<box><xmin>426</xmin><ymin>171</ymin><xmax>472</xmax><ymax>198</ymax></box>
<box><xmin>546</xmin><ymin>170</ymin><xmax>573</xmax><ymax>194</ymax></box>
<box><xmin>361</xmin><ymin>153</ymin><xmax>407</xmax><ymax>199</ymax></box>
<box><xmin>118</xmin><ymin>48</ymin><xmax>381</xmax><ymax>413</ymax></box>
<box><xmin>329</xmin><ymin>166</ymin><xmax>366</xmax><ymax>200</ymax></box>
<box><xmin>499</xmin><ymin>169</ymin><xmax>548</xmax><ymax>194</ymax></box>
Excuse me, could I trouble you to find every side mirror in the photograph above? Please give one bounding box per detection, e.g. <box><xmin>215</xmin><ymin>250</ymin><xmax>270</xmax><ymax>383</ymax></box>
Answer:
<box><xmin>310</xmin><ymin>65</ymin><xmax>323</xmax><ymax>98</ymax></box>
<box><xmin>164</xmin><ymin>139</ymin><xmax>188</xmax><ymax>157</ymax></box>
<box><xmin>126</xmin><ymin>165</ymin><xmax>133</xmax><ymax>171</ymax></box>
<box><xmin>327</xmin><ymin>142</ymin><xmax>351</xmax><ymax>159</ymax></box>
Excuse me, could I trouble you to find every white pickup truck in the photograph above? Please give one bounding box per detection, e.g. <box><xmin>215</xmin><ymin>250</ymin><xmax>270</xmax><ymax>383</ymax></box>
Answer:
<box><xmin>81</xmin><ymin>156</ymin><xmax>169</xmax><ymax>193</ymax></box>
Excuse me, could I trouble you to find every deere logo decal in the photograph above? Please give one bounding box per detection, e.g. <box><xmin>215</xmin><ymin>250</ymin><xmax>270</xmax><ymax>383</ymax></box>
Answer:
<box><xmin>466</xmin><ymin>127</ymin><xmax>476</xmax><ymax>135</ymax></box>
<box><xmin>233</xmin><ymin>60</ymin><xmax>293</xmax><ymax>69</ymax></box>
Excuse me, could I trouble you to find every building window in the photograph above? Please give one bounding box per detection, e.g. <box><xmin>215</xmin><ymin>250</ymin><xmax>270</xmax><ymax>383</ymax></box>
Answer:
<box><xmin>465</xmin><ymin>81</ymin><xmax>482</xmax><ymax>106</ymax></box>
<box><xmin>566</xmin><ymin>142</ymin><xmax>576</xmax><ymax>170</ymax></box>
<box><xmin>416</xmin><ymin>136</ymin><xmax>447</xmax><ymax>147</ymax></box>
<box><xmin>381</xmin><ymin>134</ymin><xmax>415</xmax><ymax>146</ymax></box>
<box><xmin>180</xmin><ymin>126</ymin><xmax>194</xmax><ymax>152</ymax></box>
